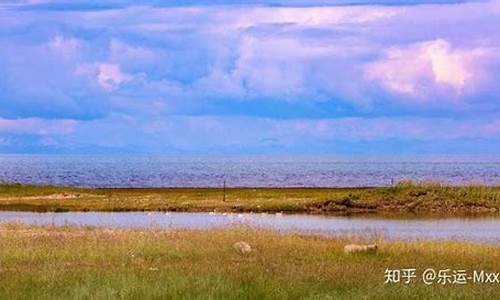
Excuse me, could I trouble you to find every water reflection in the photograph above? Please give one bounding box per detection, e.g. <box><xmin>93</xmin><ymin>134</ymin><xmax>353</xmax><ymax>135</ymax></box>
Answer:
<box><xmin>1</xmin><ymin>211</ymin><xmax>499</xmax><ymax>243</ymax></box>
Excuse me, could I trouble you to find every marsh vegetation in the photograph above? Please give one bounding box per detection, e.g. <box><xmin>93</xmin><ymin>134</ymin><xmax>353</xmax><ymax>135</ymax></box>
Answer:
<box><xmin>0</xmin><ymin>224</ymin><xmax>499</xmax><ymax>299</ymax></box>
<box><xmin>0</xmin><ymin>182</ymin><xmax>499</xmax><ymax>214</ymax></box>
<box><xmin>1</xmin><ymin>183</ymin><xmax>500</xmax><ymax>298</ymax></box>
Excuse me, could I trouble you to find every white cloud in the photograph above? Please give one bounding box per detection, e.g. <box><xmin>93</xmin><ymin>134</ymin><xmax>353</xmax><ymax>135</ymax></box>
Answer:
<box><xmin>109</xmin><ymin>39</ymin><xmax>157</xmax><ymax>62</ymax></box>
<box><xmin>0</xmin><ymin>0</ymin><xmax>49</xmax><ymax>10</ymax></box>
<box><xmin>97</xmin><ymin>63</ymin><xmax>132</xmax><ymax>91</ymax></box>
<box><xmin>113</xmin><ymin>115</ymin><xmax>500</xmax><ymax>144</ymax></box>
<box><xmin>47</xmin><ymin>35</ymin><xmax>81</xmax><ymax>58</ymax></box>
<box><xmin>92</xmin><ymin>5</ymin><xmax>399</xmax><ymax>34</ymax></box>
<box><xmin>223</xmin><ymin>6</ymin><xmax>399</xmax><ymax>29</ymax></box>
<box><xmin>364</xmin><ymin>39</ymin><xmax>492</xmax><ymax>99</ymax></box>
<box><xmin>0</xmin><ymin>118</ymin><xmax>78</xmax><ymax>135</ymax></box>
<box><xmin>197</xmin><ymin>36</ymin><xmax>372</xmax><ymax>100</ymax></box>
<box><xmin>75</xmin><ymin>63</ymin><xmax>132</xmax><ymax>91</ymax></box>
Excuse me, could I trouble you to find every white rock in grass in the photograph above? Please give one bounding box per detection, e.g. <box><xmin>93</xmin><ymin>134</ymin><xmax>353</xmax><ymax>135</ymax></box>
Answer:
<box><xmin>344</xmin><ymin>244</ymin><xmax>378</xmax><ymax>254</ymax></box>
<box><xmin>233</xmin><ymin>241</ymin><xmax>252</xmax><ymax>255</ymax></box>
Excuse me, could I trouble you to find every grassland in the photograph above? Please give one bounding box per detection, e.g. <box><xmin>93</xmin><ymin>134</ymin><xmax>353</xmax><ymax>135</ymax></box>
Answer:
<box><xmin>0</xmin><ymin>182</ymin><xmax>499</xmax><ymax>214</ymax></box>
<box><xmin>0</xmin><ymin>224</ymin><xmax>498</xmax><ymax>299</ymax></box>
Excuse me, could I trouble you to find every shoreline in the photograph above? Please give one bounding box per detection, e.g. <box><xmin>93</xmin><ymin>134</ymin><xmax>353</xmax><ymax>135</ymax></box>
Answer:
<box><xmin>0</xmin><ymin>182</ymin><xmax>499</xmax><ymax>214</ymax></box>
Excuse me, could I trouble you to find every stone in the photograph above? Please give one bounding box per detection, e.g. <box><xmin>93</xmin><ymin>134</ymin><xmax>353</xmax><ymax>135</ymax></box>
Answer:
<box><xmin>233</xmin><ymin>241</ymin><xmax>252</xmax><ymax>255</ymax></box>
<box><xmin>344</xmin><ymin>244</ymin><xmax>378</xmax><ymax>254</ymax></box>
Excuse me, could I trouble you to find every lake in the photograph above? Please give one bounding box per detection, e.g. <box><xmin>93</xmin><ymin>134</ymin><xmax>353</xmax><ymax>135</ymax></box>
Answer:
<box><xmin>1</xmin><ymin>154</ymin><xmax>500</xmax><ymax>187</ymax></box>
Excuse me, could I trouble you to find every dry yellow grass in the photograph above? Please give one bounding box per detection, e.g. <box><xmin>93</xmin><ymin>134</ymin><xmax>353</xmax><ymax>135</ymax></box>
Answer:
<box><xmin>0</xmin><ymin>223</ymin><xmax>499</xmax><ymax>299</ymax></box>
<box><xmin>0</xmin><ymin>182</ymin><xmax>500</xmax><ymax>214</ymax></box>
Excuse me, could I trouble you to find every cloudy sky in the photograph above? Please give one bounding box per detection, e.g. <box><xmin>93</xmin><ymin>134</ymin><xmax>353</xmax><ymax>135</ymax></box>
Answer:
<box><xmin>1</xmin><ymin>0</ymin><xmax>500</xmax><ymax>154</ymax></box>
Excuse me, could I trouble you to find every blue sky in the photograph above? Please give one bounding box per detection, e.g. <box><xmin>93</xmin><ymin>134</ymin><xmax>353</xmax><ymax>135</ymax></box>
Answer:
<box><xmin>1</xmin><ymin>0</ymin><xmax>500</xmax><ymax>154</ymax></box>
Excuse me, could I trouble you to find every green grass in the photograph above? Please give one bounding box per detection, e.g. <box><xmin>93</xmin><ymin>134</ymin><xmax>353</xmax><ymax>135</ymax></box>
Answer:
<box><xmin>0</xmin><ymin>224</ymin><xmax>499</xmax><ymax>299</ymax></box>
<box><xmin>0</xmin><ymin>182</ymin><xmax>499</xmax><ymax>214</ymax></box>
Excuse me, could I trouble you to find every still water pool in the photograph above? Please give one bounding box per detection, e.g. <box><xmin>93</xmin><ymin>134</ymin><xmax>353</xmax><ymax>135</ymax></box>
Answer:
<box><xmin>1</xmin><ymin>211</ymin><xmax>499</xmax><ymax>243</ymax></box>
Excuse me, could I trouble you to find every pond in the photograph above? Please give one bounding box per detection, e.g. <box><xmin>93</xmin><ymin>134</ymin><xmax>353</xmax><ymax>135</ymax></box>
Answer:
<box><xmin>1</xmin><ymin>211</ymin><xmax>500</xmax><ymax>243</ymax></box>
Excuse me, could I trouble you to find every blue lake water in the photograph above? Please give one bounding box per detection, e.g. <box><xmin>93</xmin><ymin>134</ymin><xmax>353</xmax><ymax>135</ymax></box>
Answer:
<box><xmin>0</xmin><ymin>155</ymin><xmax>499</xmax><ymax>188</ymax></box>
<box><xmin>1</xmin><ymin>211</ymin><xmax>500</xmax><ymax>243</ymax></box>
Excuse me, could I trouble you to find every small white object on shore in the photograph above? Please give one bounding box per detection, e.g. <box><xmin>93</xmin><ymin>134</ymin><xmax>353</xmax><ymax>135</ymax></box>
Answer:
<box><xmin>233</xmin><ymin>241</ymin><xmax>252</xmax><ymax>255</ymax></box>
<box><xmin>344</xmin><ymin>244</ymin><xmax>378</xmax><ymax>254</ymax></box>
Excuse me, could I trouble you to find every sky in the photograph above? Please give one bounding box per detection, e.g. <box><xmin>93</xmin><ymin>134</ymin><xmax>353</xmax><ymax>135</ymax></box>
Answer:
<box><xmin>1</xmin><ymin>0</ymin><xmax>500</xmax><ymax>155</ymax></box>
